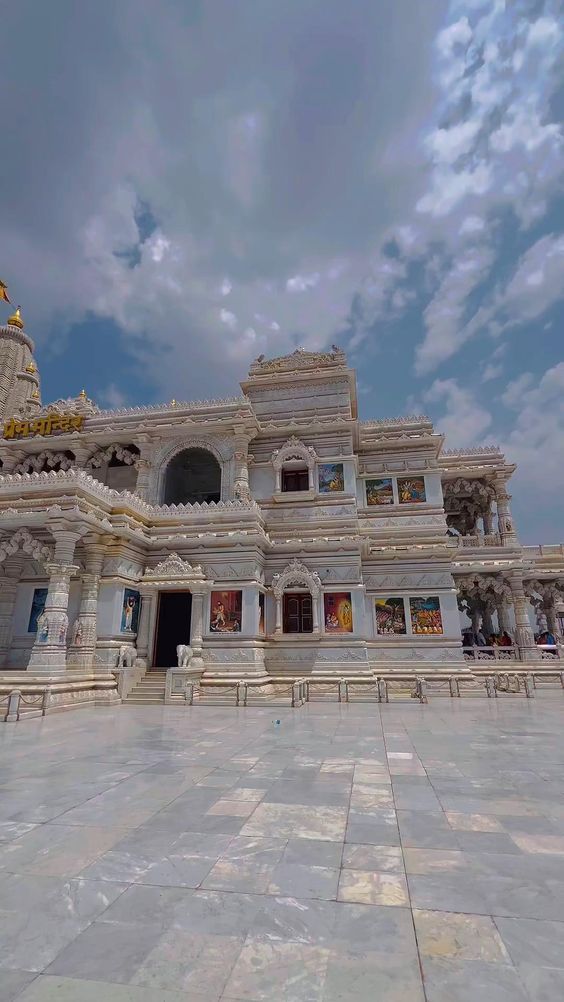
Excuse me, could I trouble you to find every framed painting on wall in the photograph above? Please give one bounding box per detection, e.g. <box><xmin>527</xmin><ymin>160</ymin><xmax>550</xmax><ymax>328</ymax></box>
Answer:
<box><xmin>121</xmin><ymin>588</ymin><xmax>141</xmax><ymax>633</ymax></box>
<box><xmin>318</xmin><ymin>463</ymin><xmax>345</xmax><ymax>493</ymax></box>
<box><xmin>409</xmin><ymin>596</ymin><xmax>443</xmax><ymax>635</ymax></box>
<box><xmin>324</xmin><ymin>592</ymin><xmax>353</xmax><ymax>633</ymax></box>
<box><xmin>210</xmin><ymin>590</ymin><xmax>242</xmax><ymax>633</ymax></box>
<box><xmin>366</xmin><ymin>478</ymin><xmax>394</xmax><ymax>506</ymax></box>
<box><xmin>398</xmin><ymin>477</ymin><xmax>426</xmax><ymax>503</ymax></box>
<box><xmin>375</xmin><ymin>597</ymin><xmax>406</xmax><ymax>635</ymax></box>
<box><xmin>28</xmin><ymin>587</ymin><xmax>48</xmax><ymax>633</ymax></box>
<box><xmin>258</xmin><ymin>592</ymin><xmax>265</xmax><ymax>635</ymax></box>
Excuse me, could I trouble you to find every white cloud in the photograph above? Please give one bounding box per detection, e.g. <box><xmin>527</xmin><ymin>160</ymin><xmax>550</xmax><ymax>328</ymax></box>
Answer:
<box><xmin>220</xmin><ymin>278</ymin><xmax>232</xmax><ymax>296</ymax></box>
<box><xmin>286</xmin><ymin>273</ymin><xmax>320</xmax><ymax>293</ymax></box>
<box><xmin>460</xmin><ymin>215</ymin><xmax>485</xmax><ymax>235</ymax></box>
<box><xmin>425</xmin><ymin>377</ymin><xmax>492</xmax><ymax>446</ymax></box>
<box><xmin>220</xmin><ymin>308</ymin><xmax>237</xmax><ymax>329</ymax></box>
<box><xmin>501</xmin><ymin>372</ymin><xmax>534</xmax><ymax>409</ymax></box>
<box><xmin>482</xmin><ymin>362</ymin><xmax>502</xmax><ymax>382</ymax></box>
<box><xmin>415</xmin><ymin>243</ymin><xmax>494</xmax><ymax>374</ymax></box>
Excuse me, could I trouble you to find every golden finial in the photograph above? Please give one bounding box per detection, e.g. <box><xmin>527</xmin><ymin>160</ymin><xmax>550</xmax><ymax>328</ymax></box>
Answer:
<box><xmin>25</xmin><ymin>361</ymin><xmax>36</xmax><ymax>374</ymax></box>
<box><xmin>7</xmin><ymin>306</ymin><xmax>24</xmax><ymax>329</ymax></box>
<box><xmin>31</xmin><ymin>388</ymin><xmax>39</xmax><ymax>399</ymax></box>
<box><xmin>79</xmin><ymin>389</ymin><xmax>87</xmax><ymax>399</ymax></box>
<box><xmin>170</xmin><ymin>398</ymin><xmax>177</xmax><ymax>407</ymax></box>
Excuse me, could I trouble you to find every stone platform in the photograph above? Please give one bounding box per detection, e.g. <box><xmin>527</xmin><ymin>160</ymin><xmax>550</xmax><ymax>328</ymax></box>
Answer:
<box><xmin>1</xmin><ymin>699</ymin><xmax>564</xmax><ymax>999</ymax></box>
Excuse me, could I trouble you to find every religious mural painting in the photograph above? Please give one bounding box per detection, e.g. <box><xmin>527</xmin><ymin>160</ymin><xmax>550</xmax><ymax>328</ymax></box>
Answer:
<box><xmin>410</xmin><ymin>596</ymin><xmax>443</xmax><ymax>635</ymax></box>
<box><xmin>324</xmin><ymin>592</ymin><xmax>353</xmax><ymax>633</ymax></box>
<box><xmin>210</xmin><ymin>590</ymin><xmax>242</xmax><ymax>632</ymax></box>
<box><xmin>258</xmin><ymin>591</ymin><xmax>265</xmax><ymax>635</ymax></box>
<box><xmin>121</xmin><ymin>588</ymin><xmax>141</xmax><ymax>633</ymax></box>
<box><xmin>375</xmin><ymin>597</ymin><xmax>407</xmax><ymax>635</ymax></box>
<box><xmin>28</xmin><ymin>587</ymin><xmax>48</xmax><ymax>633</ymax></box>
<box><xmin>398</xmin><ymin>477</ymin><xmax>426</xmax><ymax>504</ymax></box>
<box><xmin>366</xmin><ymin>477</ymin><xmax>394</xmax><ymax>506</ymax></box>
<box><xmin>318</xmin><ymin>463</ymin><xmax>345</xmax><ymax>493</ymax></box>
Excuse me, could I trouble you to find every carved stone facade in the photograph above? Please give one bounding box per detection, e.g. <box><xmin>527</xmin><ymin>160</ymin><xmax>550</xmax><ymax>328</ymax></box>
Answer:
<box><xmin>0</xmin><ymin>321</ymin><xmax>561</xmax><ymax>691</ymax></box>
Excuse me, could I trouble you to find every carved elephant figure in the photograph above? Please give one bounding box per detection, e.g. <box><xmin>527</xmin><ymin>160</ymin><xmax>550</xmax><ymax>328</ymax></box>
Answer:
<box><xmin>117</xmin><ymin>644</ymin><xmax>136</xmax><ymax>667</ymax></box>
<box><xmin>176</xmin><ymin>644</ymin><xmax>193</xmax><ymax>667</ymax></box>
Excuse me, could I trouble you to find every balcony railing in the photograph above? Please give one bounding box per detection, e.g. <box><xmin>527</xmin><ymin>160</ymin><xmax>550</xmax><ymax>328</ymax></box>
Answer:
<box><xmin>463</xmin><ymin>646</ymin><xmax>518</xmax><ymax>661</ymax></box>
<box><xmin>457</xmin><ymin>533</ymin><xmax>501</xmax><ymax>548</ymax></box>
<box><xmin>463</xmin><ymin>645</ymin><xmax>561</xmax><ymax>661</ymax></box>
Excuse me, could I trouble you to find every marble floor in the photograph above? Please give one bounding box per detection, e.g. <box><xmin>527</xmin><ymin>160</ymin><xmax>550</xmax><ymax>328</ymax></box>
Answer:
<box><xmin>2</xmin><ymin>697</ymin><xmax>564</xmax><ymax>1001</ymax></box>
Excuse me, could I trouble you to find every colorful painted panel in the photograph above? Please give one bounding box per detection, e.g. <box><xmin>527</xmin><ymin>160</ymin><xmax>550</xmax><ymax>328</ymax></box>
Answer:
<box><xmin>258</xmin><ymin>592</ymin><xmax>265</xmax><ymax>635</ymax></box>
<box><xmin>410</xmin><ymin>596</ymin><xmax>443</xmax><ymax>635</ymax></box>
<box><xmin>318</xmin><ymin>463</ymin><xmax>345</xmax><ymax>493</ymax></box>
<box><xmin>366</xmin><ymin>478</ymin><xmax>394</xmax><ymax>506</ymax></box>
<box><xmin>121</xmin><ymin>588</ymin><xmax>141</xmax><ymax>633</ymax></box>
<box><xmin>375</xmin><ymin>597</ymin><xmax>406</xmax><ymax>635</ymax></box>
<box><xmin>210</xmin><ymin>590</ymin><xmax>242</xmax><ymax>633</ymax></box>
<box><xmin>398</xmin><ymin>477</ymin><xmax>426</xmax><ymax>503</ymax></box>
<box><xmin>324</xmin><ymin>592</ymin><xmax>353</xmax><ymax>633</ymax></box>
<box><xmin>28</xmin><ymin>587</ymin><xmax>48</xmax><ymax>633</ymax></box>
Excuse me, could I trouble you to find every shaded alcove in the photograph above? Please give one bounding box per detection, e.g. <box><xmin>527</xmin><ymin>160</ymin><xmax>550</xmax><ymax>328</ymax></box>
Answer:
<box><xmin>163</xmin><ymin>447</ymin><xmax>221</xmax><ymax>505</ymax></box>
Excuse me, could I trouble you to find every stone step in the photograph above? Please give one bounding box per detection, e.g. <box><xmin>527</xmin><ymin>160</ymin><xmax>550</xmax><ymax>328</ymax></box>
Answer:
<box><xmin>125</xmin><ymin>697</ymin><xmax>166</xmax><ymax>705</ymax></box>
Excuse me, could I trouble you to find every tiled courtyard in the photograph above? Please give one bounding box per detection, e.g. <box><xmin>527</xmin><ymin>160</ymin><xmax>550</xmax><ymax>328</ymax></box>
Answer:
<box><xmin>2</xmin><ymin>698</ymin><xmax>564</xmax><ymax>1001</ymax></box>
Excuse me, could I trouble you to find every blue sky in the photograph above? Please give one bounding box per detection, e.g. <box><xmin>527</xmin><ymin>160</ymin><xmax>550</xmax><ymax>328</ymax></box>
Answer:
<box><xmin>1</xmin><ymin>0</ymin><xmax>563</xmax><ymax>542</ymax></box>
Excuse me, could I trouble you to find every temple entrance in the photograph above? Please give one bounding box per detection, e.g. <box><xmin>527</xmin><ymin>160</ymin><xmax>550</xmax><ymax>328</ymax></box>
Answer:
<box><xmin>153</xmin><ymin>591</ymin><xmax>192</xmax><ymax>668</ymax></box>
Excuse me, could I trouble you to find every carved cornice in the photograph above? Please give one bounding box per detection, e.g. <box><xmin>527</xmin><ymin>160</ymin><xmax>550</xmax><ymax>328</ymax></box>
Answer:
<box><xmin>248</xmin><ymin>347</ymin><xmax>347</xmax><ymax>376</ymax></box>
<box><xmin>271</xmin><ymin>436</ymin><xmax>317</xmax><ymax>471</ymax></box>
<box><xmin>144</xmin><ymin>552</ymin><xmax>206</xmax><ymax>581</ymax></box>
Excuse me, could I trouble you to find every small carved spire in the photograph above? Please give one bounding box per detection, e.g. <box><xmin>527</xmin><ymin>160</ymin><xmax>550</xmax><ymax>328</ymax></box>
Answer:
<box><xmin>7</xmin><ymin>306</ymin><xmax>24</xmax><ymax>329</ymax></box>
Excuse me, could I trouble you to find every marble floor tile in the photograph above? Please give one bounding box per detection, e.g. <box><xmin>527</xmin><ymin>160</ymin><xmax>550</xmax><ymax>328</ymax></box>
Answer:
<box><xmin>240</xmin><ymin>803</ymin><xmax>348</xmax><ymax>840</ymax></box>
<box><xmin>0</xmin><ymin>823</ymin><xmax>128</xmax><ymax>877</ymax></box>
<box><xmin>268</xmin><ymin>862</ymin><xmax>340</xmax><ymax>900</ymax></box>
<box><xmin>323</xmin><ymin>951</ymin><xmax>425</xmax><ymax>1002</ymax></box>
<box><xmin>202</xmin><ymin>858</ymin><xmax>276</xmax><ymax>893</ymax></box>
<box><xmin>421</xmin><ymin>957</ymin><xmax>529</xmax><ymax>1002</ymax></box>
<box><xmin>283</xmin><ymin>837</ymin><xmax>343</xmax><ymax>867</ymax></box>
<box><xmin>403</xmin><ymin>848</ymin><xmax>470</xmax><ymax>875</ymax></box>
<box><xmin>342</xmin><ymin>844</ymin><xmax>404</xmax><ymax>873</ymax></box>
<box><xmin>0</xmin><ymin>970</ymin><xmax>37</xmax><ymax>1001</ymax></box>
<box><xmin>445</xmin><ymin>812</ymin><xmax>504</xmax><ymax>833</ymax></box>
<box><xmin>206</xmin><ymin>799</ymin><xmax>257</xmax><ymax>817</ymax></box>
<box><xmin>517</xmin><ymin>963</ymin><xmax>564</xmax><ymax>1001</ymax></box>
<box><xmin>510</xmin><ymin>833</ymin><xmax>564</xmax><ymax>855</ymax></box>
<box><xmin>16</xmin><ymin>975</ymin><xmax>199</xmax><ymax>1000</ymax></box>
<box><xmin>131</xmin><ymin>929</ymin><xmax>243</xmax><ymax>997</ymax></box>
<box><xmin>414</xmin><ymin>909</ymin><xmax>509</xmax><ymax>962</ymax></box>
<box><xmin>495</xmin><ymin>915</ymin><xmax>564</xmax><ymax>968</ymax></box>
<box><xmin>338</xmin><ymin>870</ymin><xmax>409</xmax><ymax>906</ymax></box>
<box><xmin>223</xmin><ymin>939</ymin><xmax>329</xmax><ymax>1002</ymax></box>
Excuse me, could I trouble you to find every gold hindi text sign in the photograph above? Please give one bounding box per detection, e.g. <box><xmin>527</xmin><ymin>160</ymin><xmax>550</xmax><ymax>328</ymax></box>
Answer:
<box><xmin>3</xmin><ymin>414</ymin><xmax>84</xmax><ymax>440</ymax></box>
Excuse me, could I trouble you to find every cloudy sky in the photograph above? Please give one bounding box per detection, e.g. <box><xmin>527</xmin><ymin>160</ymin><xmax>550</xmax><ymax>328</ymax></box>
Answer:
<box><xmin>2</xmin><ymin>0</ymin><xmax>563</xmax><ymax>542</ymax></box>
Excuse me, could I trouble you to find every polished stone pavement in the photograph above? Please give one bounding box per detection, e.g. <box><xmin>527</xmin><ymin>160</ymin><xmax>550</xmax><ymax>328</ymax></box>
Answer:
<box><xmin>2</xmin><ymin>697</ymin><xmax>564</xmax><ymax>1000</ymax></box>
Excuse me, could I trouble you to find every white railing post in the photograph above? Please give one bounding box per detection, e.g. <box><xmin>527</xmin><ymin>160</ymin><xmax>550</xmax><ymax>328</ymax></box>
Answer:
<box><xmin>485</xmin><ymin>677</ymin><xmax>496</xmax><ymax>698</ymax></box>
<box><xmin>6</xmin><ymin>689</ymin><xmax>21</xmax><ymax>722</ymax></box>
<box><xmin>524</xmin><ymin>674</ymin><xmax>535</xmax><ymax>698</ymax></box>
<box><xmin>42</xmin><ymin>687</ymin><xmax>51</xmax><ymax>715</ymax></box>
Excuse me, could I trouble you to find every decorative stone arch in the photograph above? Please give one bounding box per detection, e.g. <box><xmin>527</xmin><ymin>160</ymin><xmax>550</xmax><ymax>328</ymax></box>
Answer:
<box><xmin>151</xmin><ymin>437</ymin><xmax>234</xmax><ymax>504</ymax></box>
<box><xmin>86</xmin><ymin>444</ymin><xmax>141</xmax><ymax>469</ymax></box>
<box><xmin>0</xmin><ymin>528</ymin><xmax>53</xmax><ymax>568</ymax></box>
<box><xmin>271</xmin><ymin>437</ymin><xmax>317</xmax><ymax>493</ymax></box>
<box><xmin>271</xmin><ymin>558</ymin><xmax>322</xmax><ymax>634</ymax></box>
<box><xmin>86</xmin><ymin>444</ymin><xmax>140</xmax><ymax>493</ymax></box>
<box><xmin>14</xmin><ymin>450</ymin><xmax>76</xmax><ymax>475</ymax></box>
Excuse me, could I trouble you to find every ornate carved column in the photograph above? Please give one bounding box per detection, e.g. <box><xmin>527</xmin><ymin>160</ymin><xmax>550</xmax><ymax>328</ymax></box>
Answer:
<box><xmin>233</xmin><ymin>434</ymin><xmax>251</xmax><ymax>501</ymax></box>
<box><xmin>134</xmin><ymin>437</ymin><xmax>155</xmax><ymax>500</ymax></box>
<box><xmin>190</xmin><ymin>583</ymin><xmax>212</xmax><ymax>671</ymax></box>
<box><xmin>496</xmin><ymin>599</ymin><xmax>512</xmax><ymax>635</ymax></box>
<box><xmin>482</xmin><ymin>505</ymin><xmax>494</xmax><ymax>536</ymax></box>
<box><xmin>28</xmin><ymin>527</ymin><xmax>83</xmax><ymax>674</ymax></box>
<box><xmin>507</xmin><ymin>572</ymin><xmax>541</xmax><ymax>661</ymax></box>
<box><xmin>0</xmin><ymin>447</ymin><xmax>27</xmax><ymax>473</ymax></box>
<box><xmin>0</xmin><ymin>555</ymin><xmax>24</xmax><ymax>666</ymax></box>
<box><xmin>136</xmin><ymin>590</ymin><xmax>156</xmax><ymax>667</ymax></box>
<box><xmin>495</xmin><ymin>476</ymin><xmax>519</xmax><ymax>546</ymax></box>
<box><xmin>274</xmin><ymin>592</ymin><xmax>282</xmax><ymax>635</ymax></box>
<box><xmin>67</xmin><ymin>540</ymin><xmax>106</xmax><ymax>672</ymax></box>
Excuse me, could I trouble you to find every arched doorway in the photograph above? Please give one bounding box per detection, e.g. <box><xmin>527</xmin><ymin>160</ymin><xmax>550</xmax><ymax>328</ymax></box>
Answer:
<box><xmin>163</xmin><ymin>448</ymin><xmax>221</xmax><ymax>505</ymax></box>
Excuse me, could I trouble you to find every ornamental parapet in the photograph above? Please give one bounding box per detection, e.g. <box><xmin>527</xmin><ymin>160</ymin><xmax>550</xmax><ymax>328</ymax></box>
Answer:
<box><xmin>0</xmin><ymin>468</ymin><xmax>265</xmax><ymax>526</ymax></box>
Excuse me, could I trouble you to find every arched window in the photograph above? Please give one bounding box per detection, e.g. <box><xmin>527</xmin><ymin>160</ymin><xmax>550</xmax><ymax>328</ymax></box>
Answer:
<box><xmin>163</xmin><ymin>447</ymin><xmax>221</xmax><ymax>505</ymax></box>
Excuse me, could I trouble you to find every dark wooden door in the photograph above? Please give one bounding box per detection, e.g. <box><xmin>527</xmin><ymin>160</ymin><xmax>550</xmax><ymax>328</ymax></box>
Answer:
<box><xmin>283</xmin><ymin>592</ymin><xmax>313</xmax><ymax>633</ymax></box>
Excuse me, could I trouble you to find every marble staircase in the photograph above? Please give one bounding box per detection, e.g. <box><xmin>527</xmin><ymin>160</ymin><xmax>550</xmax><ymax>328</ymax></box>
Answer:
<box><xmin>123</xmin><ymin>671</ymin><xmax>167</xmax><ymax>705</ymax></box>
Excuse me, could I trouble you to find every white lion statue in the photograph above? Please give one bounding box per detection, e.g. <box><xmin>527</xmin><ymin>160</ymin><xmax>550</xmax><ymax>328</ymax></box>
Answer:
<box><xmin>176</xmin><ymin>644</ymin><xmax>193</xmax><ymax>667</ymax></box>
<box><xmin>117</xmin><ymin>644</ymin><xmax>136</xmax><ymax>667</ymax></box>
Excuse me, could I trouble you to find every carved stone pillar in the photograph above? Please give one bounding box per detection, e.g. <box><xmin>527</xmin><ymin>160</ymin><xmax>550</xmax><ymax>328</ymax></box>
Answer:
<box><xmin>496</xmin><ymin>599</ymin><xmax>512</xmax><ymax>635</ymax></box>
<box><xmin>482</xmin><ymin>506</ymin><xmax>494</xmax><ymax>536</ymax></box>
<box><xmin>508</xmin><ymin>573</ymin><xmax>541</xmax><ymax>662</ymax></box>
<box><xmin>190</xmin><ymin>584</ymin><xmax>210</xmax><ymax>671</ymax></box>
<box><xmin>0</xmin><ymin>555</ymin><xmax>24</xmax><ymax>666</ymax></box>
<box><xmin>481</xmin><ymin>605</ymin><xmax>494</xmax><ymax>639</ymax></box>
<box><xmin>67</xmin><ymin>542</ymin><xmax>106</xmax><ymax>672</ymax></box>
<box><xmin>233</xmin><ymin>434</ymin><xmax>251</xmax><ymax>501</ymax></box>
<box><xmin>28</xmin><ymin>528</ymin><xmax>83</xmax><ymax>673</ymax></box>
<box><xmin>495</xmin><ymin>477</ymin><xmax>519</xmax><ymax>546</ymax></box>
<box><xmin>274</xmin><ymin>593</ymin><xmax>282</xmax><ymax>635</ymax></box>
<box><xmin>312</xmin><ymin>594</ymin><xmax>320</xmax><ymax>634</ymax></box>
<box><xmin>546</xmin><ymin>604</ymin><xmax>562</xmax><ymax>641</ymax></box>
<box><xmin>0</xmin><ymin>448</ymin><xmax>27</xmax><ymax>474</ymax></box>
<box><xmin>136</xmin><ymin>590</ymin><xmax>156</xmax><ymax>667</ymax></box>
